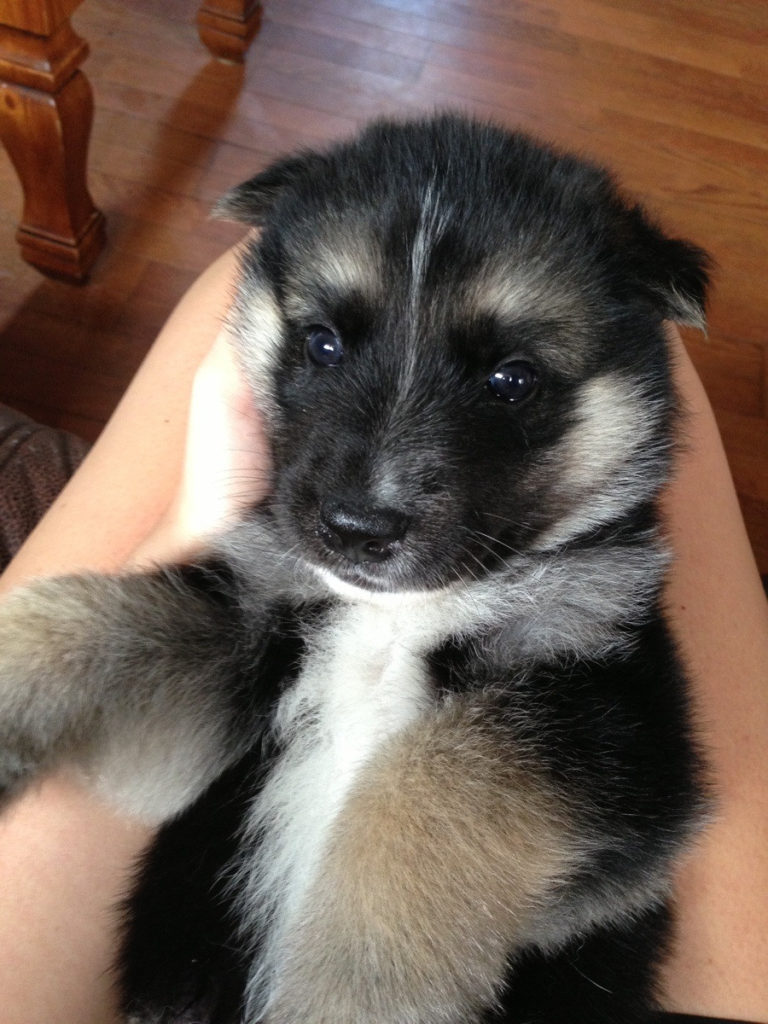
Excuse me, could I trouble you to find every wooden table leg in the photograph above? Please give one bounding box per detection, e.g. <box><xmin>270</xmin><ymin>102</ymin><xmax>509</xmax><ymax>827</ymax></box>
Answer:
<box><xmin>0</xmin><ymin>1</ymin><xmax>105</xmax><ymax>281</ymax></box>
<box><xmin>197</xmin><ymin>0</ymin><xmax>262</xmax><ymax>63</ymax></box>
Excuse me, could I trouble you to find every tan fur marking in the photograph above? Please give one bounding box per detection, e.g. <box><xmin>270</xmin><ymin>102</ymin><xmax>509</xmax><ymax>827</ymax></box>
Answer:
<box><xmin>265</xmin><ymin>695</ymin><xmax>582</xmax><ymax>1024</ymax></box>
<box><xmin>283</xmin><ymin>224</ymin><xmax>383</xmax><ymax>322</ymax></box>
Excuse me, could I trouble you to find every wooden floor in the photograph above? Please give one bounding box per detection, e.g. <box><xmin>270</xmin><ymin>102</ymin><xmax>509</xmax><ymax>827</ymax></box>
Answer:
<box><xmin>1</xmin><ymin>0</ymin><xmax>767</xmax><ymax>571</ymax></box>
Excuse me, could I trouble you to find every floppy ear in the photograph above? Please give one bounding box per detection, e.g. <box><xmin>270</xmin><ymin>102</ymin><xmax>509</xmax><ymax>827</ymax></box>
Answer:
<box><xmin>624</xmin><ymin>204</ymin><xmax>711</xmax><ymax>330</ymax></box>
<box><xmin>214</xmin><ymin>150</ymin><xmax>327</xmax><ymax>226</ymax></box>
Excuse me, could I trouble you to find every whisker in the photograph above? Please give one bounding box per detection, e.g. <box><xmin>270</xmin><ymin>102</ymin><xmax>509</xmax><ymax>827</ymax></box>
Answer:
<box><xmin>471</xmin><ymin>530</ymin><xmax>525</xmax><ymax>560</ymax></box>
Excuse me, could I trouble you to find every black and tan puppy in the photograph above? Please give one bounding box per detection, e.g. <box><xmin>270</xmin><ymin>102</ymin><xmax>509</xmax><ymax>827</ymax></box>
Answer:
<box><xmin>0</xmin><ymin>114</ymin><xmax>710</xmax><ymax>1023</ymax></box>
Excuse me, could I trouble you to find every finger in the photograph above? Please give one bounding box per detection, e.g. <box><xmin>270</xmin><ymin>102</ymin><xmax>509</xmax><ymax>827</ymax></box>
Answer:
<box><xmin>179</xmin><ymin>329</ymin><xmax>272</xmax><ymax>541</ymax></box>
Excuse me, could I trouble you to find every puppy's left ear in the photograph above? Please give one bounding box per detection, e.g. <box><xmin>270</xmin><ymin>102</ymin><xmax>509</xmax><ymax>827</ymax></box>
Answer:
<box><xmin>214</xmin><ymin>150</ymin><xmax>327</xmax><ymax>226</ymax></box>
<box><xmin>625</xmin><ymin>204</ymin><xmax>712</xmax><ymax>330</ymax></box>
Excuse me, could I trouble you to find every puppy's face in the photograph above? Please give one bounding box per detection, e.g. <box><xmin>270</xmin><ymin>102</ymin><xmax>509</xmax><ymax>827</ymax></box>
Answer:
<box><xmin>222</xmin><ymin>117</ymin><xmax>708</xmax><ymax>594</ymax></box>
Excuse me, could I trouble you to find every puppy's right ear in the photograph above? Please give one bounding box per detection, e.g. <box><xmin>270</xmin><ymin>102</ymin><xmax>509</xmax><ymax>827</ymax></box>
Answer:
<box><xmin>214</xmin><ymin>151</ymin><xmax>326</xmax><ymax>226</ymax></box>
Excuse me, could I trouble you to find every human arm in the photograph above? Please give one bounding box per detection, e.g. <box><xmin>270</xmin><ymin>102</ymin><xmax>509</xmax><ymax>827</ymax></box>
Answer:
<box><xmin>0</xmin><ymin>243</ymin><xmax>268</xmax><ymax>1024</ymax></box>
<box><xmin>657</xmin><ymin>328</ymin><xmax>768</xmax><ymax>1021</ymax></box>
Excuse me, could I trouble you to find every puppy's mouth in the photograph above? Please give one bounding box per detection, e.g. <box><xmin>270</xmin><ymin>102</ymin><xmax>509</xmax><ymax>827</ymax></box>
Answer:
<box><xmin>289</xmin><ymin>498</ymin><xmax>512</xmax><ymax>596</ymax></box>
<box><xmin>270</xmin><ymin>486</ymin><xmax>515</xmax><ymax>594</ymax></box>
<box><xmin>307</xmin><ymin>549</ymin><xmax>438</xmax><ymax>597</ymax></box>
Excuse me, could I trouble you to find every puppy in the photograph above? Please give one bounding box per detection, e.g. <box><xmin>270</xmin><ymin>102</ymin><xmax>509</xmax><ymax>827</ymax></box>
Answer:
<box><xmin>0</xmin><ymin>114</ymin><xmax>710</xmax><ymax>1023</ymax></box>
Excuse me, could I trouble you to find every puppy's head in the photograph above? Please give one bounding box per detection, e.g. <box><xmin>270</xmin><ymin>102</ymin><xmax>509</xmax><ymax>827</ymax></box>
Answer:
<box><xmin>219</xmin><ymin>115</ymin><xmax>709</xmax><ymax>595</ymax></box>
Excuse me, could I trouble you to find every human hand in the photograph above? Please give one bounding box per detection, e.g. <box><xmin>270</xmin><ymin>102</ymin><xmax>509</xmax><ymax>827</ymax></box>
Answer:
<box><xmin>130</xmin><ymin>329</ymin><xmax>270</xmax><ymax>567</ymax></box>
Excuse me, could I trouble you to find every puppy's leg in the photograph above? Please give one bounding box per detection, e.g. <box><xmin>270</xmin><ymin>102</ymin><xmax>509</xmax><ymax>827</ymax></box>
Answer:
<box><xmin>0</xmin><ymin>562</ymin><xmax>278</xmax><ymax>824</ymax></box>
<box><xmin>263</xmin><ymin>695</ymin><xmax>587</xmax><ymax>1024</ymax></box>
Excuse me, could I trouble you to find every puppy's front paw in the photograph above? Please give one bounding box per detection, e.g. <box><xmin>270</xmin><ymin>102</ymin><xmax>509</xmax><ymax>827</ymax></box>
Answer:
<box><xmin>0</xmin><ymin>575</ymin><xmax>108</xmax><ymax>800</ymax></box>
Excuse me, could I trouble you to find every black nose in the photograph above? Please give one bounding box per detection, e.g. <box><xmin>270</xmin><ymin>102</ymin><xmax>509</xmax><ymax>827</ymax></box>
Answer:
<box><xmin>318</xmin><ymin>500</ymin><xmax>410</xmax><ymax>564</ymax></box>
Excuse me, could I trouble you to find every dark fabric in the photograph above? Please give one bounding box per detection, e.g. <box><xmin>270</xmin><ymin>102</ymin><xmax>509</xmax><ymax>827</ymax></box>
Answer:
<box><xmin>0</xmin><ymin>404</ymin><xmax>90</xmax><ymax>572</ymax></box>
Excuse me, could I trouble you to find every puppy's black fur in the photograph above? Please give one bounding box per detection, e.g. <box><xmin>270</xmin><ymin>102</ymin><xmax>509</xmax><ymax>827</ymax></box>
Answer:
<box><xmin>0</xmin><ymin>115</ymin><xmax>710</xmax><ymax>1024</ymax></box>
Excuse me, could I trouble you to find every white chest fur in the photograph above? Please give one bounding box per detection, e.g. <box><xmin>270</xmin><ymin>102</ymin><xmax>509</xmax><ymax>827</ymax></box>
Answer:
<box><xmin>238</xmin><ymin>596</ymin><xmax>448</xmax><ymax>1016</ymax></box>
<box><xmin>234</xmin><ymin>542</ymin><xmax>655</xmax><ymax>1015</ymax></box>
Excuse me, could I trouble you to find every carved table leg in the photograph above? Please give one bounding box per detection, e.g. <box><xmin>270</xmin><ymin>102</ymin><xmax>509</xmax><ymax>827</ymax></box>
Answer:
<box><xmin>0</xmin><ymin>1</ymin><xmax>105</xmax><ymax>281</ymax></box>
<box><xmin>197</xmin><ymin>0</ymin><xmax>262</xmax><ymax>63</ymax></box>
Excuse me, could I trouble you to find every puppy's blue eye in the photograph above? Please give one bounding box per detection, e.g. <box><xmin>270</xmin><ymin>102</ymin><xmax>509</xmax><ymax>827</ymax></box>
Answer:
<box><xmin>307</xmin><ymin>326</ymin><xmax>344</xmax><ymax>367</ymax></box>
<box><xmin>488</xmin><ymin>360</ymin><xmax>538</xmax><ymax>402</ymax></box>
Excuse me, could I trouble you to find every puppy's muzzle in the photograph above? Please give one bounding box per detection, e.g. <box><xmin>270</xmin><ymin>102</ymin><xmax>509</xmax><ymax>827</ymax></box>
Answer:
<box><xmin>318</xmin><ymin>499</ymin><xmax>410</xmax><ymax>565</ymax></box>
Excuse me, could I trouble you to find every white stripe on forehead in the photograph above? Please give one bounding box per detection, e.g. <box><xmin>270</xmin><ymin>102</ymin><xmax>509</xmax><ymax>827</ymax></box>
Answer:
<box><xmin>411</xmin><ymin>184</ymin><xmax>434</xmax><ymax>288</ymax></box>
<box><xmin>410</xmin><ymin>183</ymin><xmax>453</xmax><ymax>304</ymax></box>
<box><xmin>395</xmin><ymin>182</ymin><xmax>455</xmax><ymax>397</ymax></box>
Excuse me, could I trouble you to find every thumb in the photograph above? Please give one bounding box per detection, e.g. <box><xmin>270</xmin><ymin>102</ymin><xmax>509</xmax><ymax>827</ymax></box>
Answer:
<box><xmin>178</xmin><ymin>328</ymin><xmax>271</xmax><ymax>542</ymax></box>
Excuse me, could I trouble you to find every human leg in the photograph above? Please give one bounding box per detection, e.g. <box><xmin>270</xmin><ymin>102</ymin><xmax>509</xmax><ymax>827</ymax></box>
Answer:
<box><xmin>0</xmin><ymin>266</ymin><xmax>766</xmax><ymax>1020</ymax></box>
<box><xmin>658</xmin><ymin>328</ymin><xmax>768</xmax><ymax>1022</ymax></box>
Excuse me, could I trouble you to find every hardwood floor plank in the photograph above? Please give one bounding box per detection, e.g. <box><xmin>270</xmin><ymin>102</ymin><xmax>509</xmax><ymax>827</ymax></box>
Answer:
<box><xmin>556</xmin><ymin>0</ymin><xmax>768</xmax><ymax>80</ymax></box>
<box><xmin>256</xmin><ymin>20</ymin><xmax>426</xmax><ymax>81</ymax></box>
